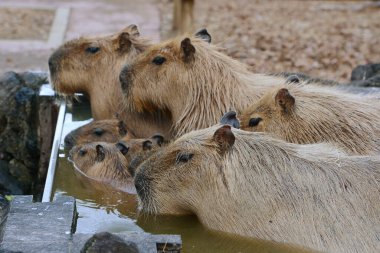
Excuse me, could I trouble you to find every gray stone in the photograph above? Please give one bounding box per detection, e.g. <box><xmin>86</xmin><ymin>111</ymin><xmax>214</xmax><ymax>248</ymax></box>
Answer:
<box><xmin>0</xmin><ymin>196</ymin><xmax>76</xmax><ymax>253</ymax></box>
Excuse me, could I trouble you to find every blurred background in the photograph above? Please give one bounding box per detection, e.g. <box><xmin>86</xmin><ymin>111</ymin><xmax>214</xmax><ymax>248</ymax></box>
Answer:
<box><xmin>1</xmin><ymin>0</ymin><xmax>379</xmax><ymax>82</ymax></box>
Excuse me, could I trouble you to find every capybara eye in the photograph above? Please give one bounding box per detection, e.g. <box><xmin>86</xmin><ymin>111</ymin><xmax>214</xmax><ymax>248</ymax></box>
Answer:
<box><xmin>249</xmin><ymin>117</ymin><xmax>262</xmax><ymax>127</ymax></box>
<box><xmin>152</xmin><ymin>56</ymin><xmax>166</xmax><ymax>65</ymax></box>
<box><xmin>176</xmin><ymin>153</ymin><xmax>194</xmax><ymax>164</ymax></box>
<box><xmin>85</xmin><ymin>47</ymin><xmax>100</xmax><ymax>54</ymax></box>
<box><xmin>93</xmin><ymin>128</ymin><xmax>104</xmax><ymax>136</ymax></box>
<box><xmin>79</xmin><ymin>148</ymin><xmax>87</xmax><ymax>156</ymax></box>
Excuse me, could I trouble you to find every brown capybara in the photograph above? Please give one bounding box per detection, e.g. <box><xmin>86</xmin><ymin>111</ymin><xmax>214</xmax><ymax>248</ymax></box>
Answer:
<box><xmin>69</xmin><ymin>135</ymin><xmax>164</xmax><ymax>193</ymax></box>
<box><xmin>48</xmin><ymin>24</ymin><xmax>150</xmax><ymax>120</ymax></box>
<box><xmin>119</xmin><ymin>31</ymin><xmax>289</xmax><ymax>138</ymax></box>
<box><xmin>64</xmin><ymin>118</ymin><xmax>134</xmax><ymax>149</ymax></box>
<box><xmin>48</xmin><ymin>25</ymin><xmax>174</xmax><ymax>139</ymax></box>
<box><xmin>238</xmin><ymin>83</ymin><xmax>380</xmax><ymax>155</ymax></box>
<box><xmin>134</xmin><ymin>124</ymin><xmax>380</xmax><ymax>253</ymax></box>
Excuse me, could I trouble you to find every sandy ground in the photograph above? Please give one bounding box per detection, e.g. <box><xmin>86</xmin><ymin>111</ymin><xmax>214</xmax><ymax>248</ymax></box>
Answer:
<box><xmin>157</xmin><ymin>0</ymin><xmax>380</xmax><ymax>82</ymax></box>
<box><xmin>0</xmin><ymin>8</ymin><xmax>54</xmax><ymax>40</ymax></box>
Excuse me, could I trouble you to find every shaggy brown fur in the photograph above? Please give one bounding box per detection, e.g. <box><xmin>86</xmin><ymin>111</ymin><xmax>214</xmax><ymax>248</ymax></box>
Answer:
<box><xmin>239</xmin><ymin>83</ymin><xmax>380</xmax><ymax>155</ymax></box>
<box><xmin>64</xmin><ymin>118</ymin><xmax>133</xmax><ymax>149</ymax></box>
<box><xmin>69</xmin><ymin>135</ymin><xmax>164</xmax><ymax>193</ymax></box>
<box><xmin>120</xmin><ymin>34</ymin><xmax>287</xmax><ymax>138</ymax></box>
<box><xmin>49</xmin><ymin>25</ymin><xmax>150</xmax><ymax>120</ymax></box>
<box><xmin>135</xmin><ymin>124</ymin><xmax>380</xmax><ymax>253</ymax></box>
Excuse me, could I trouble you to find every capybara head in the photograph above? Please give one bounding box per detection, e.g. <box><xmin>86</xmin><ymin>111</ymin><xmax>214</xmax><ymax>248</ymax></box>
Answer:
<box><xmin>119</xmin><ymin>30</ymin><xmax>212</xmax><ymax>113</ymax></box>
<box><xmin>69</xmin><ymin>142</ymin><xmax>133</xmax><ymax>187</ymax></box>
<box><xmin>49</xmin><ymin>24</ymin><xmax>149</xmax><ymax>95</ymax></box>
<box><xmin>69</xmin><ymin>134</ymin><xmax>165</xmax><ymax>188</ymax></box>
<box><xmin>239</xmin><ymin>84</ymin><xmax>380</xmax><ymax>155</ymax></box>
<box><xmin>64</xmin><ymin>118</ymin><xmax>131</xmax><ymax>149</ymax></box>
<box><xmin>134</xmin><ymin>125</ymin><xmax>236</xmax><ymax>215</ymax></box>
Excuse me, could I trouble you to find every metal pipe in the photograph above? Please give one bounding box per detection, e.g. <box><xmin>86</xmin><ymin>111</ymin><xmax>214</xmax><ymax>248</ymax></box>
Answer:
<box><xmin>42</xmin><ymin>100</ymin><xmax>66</xmax><ymax>202</ymax></box>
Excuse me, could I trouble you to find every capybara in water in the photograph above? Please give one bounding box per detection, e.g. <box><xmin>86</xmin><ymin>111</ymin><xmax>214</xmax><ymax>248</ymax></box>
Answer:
<box><xmin>119</xmin><ymin>30</ymin><xmax>288</xmax><ymax>138</ymax></box>
<box><xmin>134</xmin><ymin>124</ymin><xmax>380</xmax><ymax>253</ymax></box>
<box><xmin>49</xmin><ymin>25</ymin><xmax>150</xmax><ymax>120</ymax></box>
<box><xmin>69</xmin><ymin>135</ymin><xmax>164</xmax><ymax>192</ymax></box>
<box><xmin>238</xmin><ymin>83</ymin><xmax>380</xmax><ymax>155</ymax></box>
<box><xmin>64</xmin><ymin>118</ymin><xmax>133</xmax><ymax>149</ymax></box>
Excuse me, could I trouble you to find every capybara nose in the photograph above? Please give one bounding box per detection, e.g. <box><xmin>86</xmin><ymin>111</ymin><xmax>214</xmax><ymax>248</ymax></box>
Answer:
<box><xmin>64</xmin><ymin>132</ymin><xmax>76</xmax><ymax>150</ymax></box>
<box><xmin>119</xmin><ymin>64</ymin><xmax>132</xmax><ymax>93</ymax></box>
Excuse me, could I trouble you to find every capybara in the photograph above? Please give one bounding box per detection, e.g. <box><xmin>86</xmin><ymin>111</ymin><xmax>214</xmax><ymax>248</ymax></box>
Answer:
<box><xmin>49</xmin><ymin>25</ymin><xmax>149</xmax><ymax>120</ymax></box>
<box><xmin>120</xmin><ymin>31</ymin><xmax>289</xmax><ymax>138</ymax></box>
<box><xmin>134</xmin><ymin>124</ymin><xmax>380</xmax><ymax>253</ymax></box>
<box><xmin>69</xmin><ymin>135</ymin><xmax>164</xmax><ymax>192</ymax></box>
<box><xmin>64</xmin><ymin>118</ymin><xmax>133</xmax><ymax>149</ymax></box>
<box><xmin>48</xmin><ymin>25</ymin><xmax>174</xmax><ymax>139</ymax></box>
<box><xmin>239</xmin><ymin>83</ymin><xmax>380</xmax><ymax>155</ymax></box>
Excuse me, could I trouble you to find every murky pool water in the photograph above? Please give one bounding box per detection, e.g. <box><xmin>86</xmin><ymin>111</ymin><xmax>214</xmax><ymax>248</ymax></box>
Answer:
<box><xmin>52</xmin><ymin>100</ymin><xmax>314</xmax><ymax>253</ymax></box>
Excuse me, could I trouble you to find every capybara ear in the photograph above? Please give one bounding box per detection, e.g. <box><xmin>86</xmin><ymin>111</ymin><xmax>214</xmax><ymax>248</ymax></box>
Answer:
<box><xmin>116</xmin><ymin>142</ymin><xmax>130</xmax><ymax>155</ymax></box>
<box><xmin>95</xmin><ymin>144</ymin><xmax>106</xmax><ymax>162</ymax></box>
<box><xmin>181</xmin><ymin>38</ymin><xmax>196</xmax><ymax>62</ymax></box>
<box><xmin>275</xmin><ymin>88</ymin><xmax>295</xmax><ymax>112</ymax></box>
<box><xmin>118</xmin><ymin>120</ymin><xmax>128</xmax><ymax>136</ymax></box>
<box><xmin>151</xmin><ymin>134</ymin><xmax>164</xmax><ymax>146</ymax></box>
<box><xmin>286</xmin><ymin>75</ymin><xmax>300</xmax><ymax>84</ymax></box>
<box><xmin>117</xmin><ymin>32</ymin><xmax>132</xmax><ymax>54</ymax></box>
<box><xmin>143</xmin><ymin>140</ymin><xmax>153</xmax><ymax>151</ymax></box>
<box><xmin>195</xmin><ymin>28</ymin><xmax>211</xmax><ymax>43</ymax></box>
<box><xmin>220</xmin><ymin>111</ymin><xmax>240</xmax><ymax>129</ymax></box>
<box><xmin>124</xmin><ymin>24</ymin><xmax>140</xmax><ymax>37</ymax></box>
<box><xmin>213</xmin><ymin>125</ymin><xmax>235</xmax><ymax>153</ymax></box>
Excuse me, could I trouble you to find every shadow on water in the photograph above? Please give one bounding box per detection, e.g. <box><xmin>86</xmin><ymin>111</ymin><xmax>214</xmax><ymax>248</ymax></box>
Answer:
<box><xmin>52</xmin><ymin>100</ymin><xmax>315</xmax><ymax>252</ymax></box>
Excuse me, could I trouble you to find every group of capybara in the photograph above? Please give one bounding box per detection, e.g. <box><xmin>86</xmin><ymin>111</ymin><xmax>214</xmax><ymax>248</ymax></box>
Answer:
<box><xmin>49</xmin><ymin>25</ymin><xmax>380</xmax><ymax>253</ymax></box>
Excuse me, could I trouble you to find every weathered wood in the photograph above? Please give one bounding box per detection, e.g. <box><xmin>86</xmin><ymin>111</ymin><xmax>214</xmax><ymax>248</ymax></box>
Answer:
<box><xmin>36</xmin><ymin>94</ymin><xmax>58</xmax><ymax>201</ymax></box>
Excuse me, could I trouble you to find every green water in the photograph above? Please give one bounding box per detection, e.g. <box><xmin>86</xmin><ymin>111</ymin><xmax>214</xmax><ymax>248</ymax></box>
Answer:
<box><xmin>52</xmin><ymin>101</ymin><xmax>314</xmax><ymax>253</ymax></box>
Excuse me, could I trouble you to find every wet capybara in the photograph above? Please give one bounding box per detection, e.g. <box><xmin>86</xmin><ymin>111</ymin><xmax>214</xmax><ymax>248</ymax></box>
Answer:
<box><xmin>49</xmin><ymin>25</ymin><xmax>150</xmax><ymax>120</ymax></box>
<box><xmin>238</xmin><ymin>83</ymin><xmax>380</xmax><ymax>155</ymax></box>
<box><xmin>64</xmin><ymin>118</ymin><xmax>133</xmax><ymax>149</ymax></box>
<box><xmin>134</xmin><ymin>124</ymin><xmax>380</xmax><ymax>253</ymax></box>
<box><xmin>69</xmin><ymin>135</ymin><xmax>164</xmax><ymax>192</ymax></box>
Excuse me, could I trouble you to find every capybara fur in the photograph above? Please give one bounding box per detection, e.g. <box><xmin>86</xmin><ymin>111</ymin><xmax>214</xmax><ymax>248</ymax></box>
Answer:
<box><xmin>120</xmin><ymin>31</ymin><xmax>287</xmax><ymax>138</ymax></box>
<box><xmin>239</xmin><ymin>83</ymin><xmax>380</xmax><ymax>155</ymax></box>
<box><xmin>135</xmin><ymin>124</ymin><xmax>380</xmax><ymax>253</ymax></box>
<box><xmin>49</xmin><ymin>25</ymin><xmax>149</xmax><ymax>120</ymax></box>
<box><xmin>64</xmin><ymin>118</ymin><xmax>133</xmax><ymax>149</ymax></box>
<box><xmin>69</xmin><ymin>135</ymin><xmax>164</xmax><ymax>192</ymax></box>
<box><xmin>49</xmin><ymin>25</ymin><xmax>173</xmax><ymax>138</ymax></box>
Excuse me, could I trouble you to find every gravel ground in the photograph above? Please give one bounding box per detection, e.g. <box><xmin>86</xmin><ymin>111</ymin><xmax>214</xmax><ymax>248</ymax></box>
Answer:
<box><xmin>0</xmin><ymin>7</ymin><xmax>54</xmax><ymax>40</ymax></box>
<box><xmin>157</xmin><ymin>0</ymin><xmax>380</xmax><ymax>82</ymax></box>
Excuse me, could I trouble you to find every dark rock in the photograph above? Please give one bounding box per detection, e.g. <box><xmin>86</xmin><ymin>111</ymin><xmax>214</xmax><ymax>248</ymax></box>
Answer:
<box><xmin>81</xmin><ymin>232</ymin><xmax>139</xmax><ymax>253</ymax></box>
<box><xmin>348</xmin><ymin>74</ymin><xmax>380</xmax><ymax>88</ymax></box>
<box><xmin>0</xmin><ymin>71</ymin><xmax>47</xmax><ymax>195</ymax></box>
<box><xmin>351</xmin><ymin>63</ymin><xmax>380</xmax><ymax>81</ymax></box>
